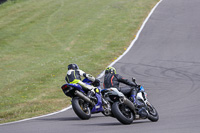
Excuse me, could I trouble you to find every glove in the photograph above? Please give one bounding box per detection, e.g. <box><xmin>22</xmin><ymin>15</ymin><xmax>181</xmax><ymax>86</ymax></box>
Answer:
<box><xmin>86</xmin><ymin>74</ymin><xmax>95</xmax><ymax>82</ymax></box>
<box><xmin>136</xmin><ymin>85</ymin><xmax>141</xmax><ymax>88</ymax></box>
<box><xmin>93</xmin><ymin>78</ymin><xmax>100</xmax><ymax>86</ymax></box>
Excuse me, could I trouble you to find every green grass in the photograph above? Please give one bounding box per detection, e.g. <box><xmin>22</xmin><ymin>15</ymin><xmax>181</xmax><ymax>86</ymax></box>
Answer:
<box><xmin>0</xmin><ymin>0</ymin><xmax>159</xmax><ymax>123</ymax></box>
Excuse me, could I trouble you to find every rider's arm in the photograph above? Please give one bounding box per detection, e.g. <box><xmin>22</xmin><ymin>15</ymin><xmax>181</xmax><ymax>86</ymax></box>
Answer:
<box><xmin>78</xmin><ymin>69</ymin><xmax>86</xmax><ymax>77</ymax></box>
<box><xmin>78</xmin><ymin>69</ymin><xmax>95</xmax><ymax>82</ymax></box>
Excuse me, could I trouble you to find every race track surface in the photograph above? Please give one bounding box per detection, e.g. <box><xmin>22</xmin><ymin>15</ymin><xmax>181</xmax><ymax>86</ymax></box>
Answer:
<box><xmin>1</xmin><ymin>0</ymin><xmax>200</xmax><ymax>132</ymax></box>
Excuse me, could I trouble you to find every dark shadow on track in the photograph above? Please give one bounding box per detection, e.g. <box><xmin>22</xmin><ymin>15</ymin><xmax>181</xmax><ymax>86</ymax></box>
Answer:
<box><xmin>38</xmin><ymin>117</ymin><xmax>81</xmax><ymax>121</ymax></box>
<box><xmin>74</xmin><ymin>120</ymin><xmax>151</xmax><ymax>126</ymax></box>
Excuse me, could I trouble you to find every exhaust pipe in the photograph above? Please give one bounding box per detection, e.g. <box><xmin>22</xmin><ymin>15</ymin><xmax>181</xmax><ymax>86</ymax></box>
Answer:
<box><xmin>74</xmin><ymin>90</ymin><xmax>95</xmax><ymax>106</ymax></box>
<box><xmin>119</xmin><ymin>96</ymin><xmax>136</xmax><ymax>114</ymax></box>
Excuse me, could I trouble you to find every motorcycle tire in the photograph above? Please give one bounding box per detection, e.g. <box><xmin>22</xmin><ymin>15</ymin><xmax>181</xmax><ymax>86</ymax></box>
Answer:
<box><xmin>146</xmin><ymin>102</ymin><xmax>159</xmax><ymax>122</ymax></box>
<box><xmin>112</xmin><ymin>102</ymin><xmax>134</xmax><ymax>124</ymax></box>
<box><xmin>72</xmin><ymin>97</ymin><xmax>91</xmax><ymax>120</ymax></box>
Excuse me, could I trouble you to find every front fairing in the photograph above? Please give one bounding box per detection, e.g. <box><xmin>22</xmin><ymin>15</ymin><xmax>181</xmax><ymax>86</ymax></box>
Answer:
<box><xmin>82</xmin><ymin>78</ymin><xmax>92</xmax><ymax>84</ymax></box>
<box><xmin>140</xmin><ymin>86</ymin><xmax>145</xmax><ymax>92</ymax></box>
<box><xmin>91</xmin><ymin>92</ymin><xmax>104</xmax><ymax>113</ymax></box>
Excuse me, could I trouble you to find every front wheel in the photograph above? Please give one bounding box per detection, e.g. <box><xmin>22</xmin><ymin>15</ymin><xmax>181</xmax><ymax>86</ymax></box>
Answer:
<box><xmin>72</xmin><ymin>97</ymin><xmax>91</xmax><ymax>120</ymax></box>
<box><xmin>146</xmin><ymin>102</ymin><xmax>159</xmax><ymax>122</ymax></box>
<box><xmin>112</xmin><ymin>102</ymin><xmax>134</xmax><ymax>124</ymax></box>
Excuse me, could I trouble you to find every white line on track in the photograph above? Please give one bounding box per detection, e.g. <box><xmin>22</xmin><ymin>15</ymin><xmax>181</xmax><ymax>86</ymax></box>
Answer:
<box><xmin>97</xmin><ymin>0</ymin><xmax>163</xmax><ymax>79</ymax></box>
<box><xmin>0</xmin><ymin>106</ymin><xmax>72</xmax><ymax>126</ymax></box>
<box><xmin>0</xmin><ymin>0</ymin><xmax>162</xmax><ymax>126</ymax></box>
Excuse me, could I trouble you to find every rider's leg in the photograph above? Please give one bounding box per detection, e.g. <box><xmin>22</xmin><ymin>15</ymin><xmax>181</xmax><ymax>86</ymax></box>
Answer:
<box><xmin>131</xmin><ymin>87</ymin><xmax>145</xmax><ymax>108</ymax></box>
<box><xmin>77</xmin><ymin>81</ymin><xmax>94</xmax><ymax>89</ymax></box>
<box><xmin>130</xmin><ymin>87</ymin><xmax>137</xmax><ymax>104</ymax></box>
<box><xmin>77</xmin><ymin>81</ymin><xmax>96</xmax><ymax>97</ymax></box>
<box><xmin>118</xmin><ymin>87</ymin><xmax>132</xmax><ymax>95</ymax></box>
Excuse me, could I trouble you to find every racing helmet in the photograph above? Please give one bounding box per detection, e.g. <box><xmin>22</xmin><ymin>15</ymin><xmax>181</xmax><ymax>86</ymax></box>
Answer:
<box><xmin>68</xmin><ymin>64</ymin><xmax>79</xmax><ymax>70</ymax></box>
<box><xmin>105</xmin><ymin>66</ymin><xmax>116</xmax><ymax>74</ymax></box>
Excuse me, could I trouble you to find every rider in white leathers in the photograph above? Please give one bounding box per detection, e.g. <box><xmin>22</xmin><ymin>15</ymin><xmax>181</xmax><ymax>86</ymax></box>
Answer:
<box><xmin>65</xmin><ymin>64</ymin><xmax>97</xmax><ymax>94</ymax></box>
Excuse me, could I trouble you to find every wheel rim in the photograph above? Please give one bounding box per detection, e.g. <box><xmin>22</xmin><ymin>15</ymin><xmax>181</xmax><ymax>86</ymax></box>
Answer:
<box><xmin>119</xmin><ymin>104</ymin><xmax>133</xmax><ymax>119</ymax></box>
<box><xmin>147</xmin><ymin>104</ymin><xmax>157</xmax><ymax>116</ymax></box>
<box><xmin>79</xmin><ymin>99</ymin><xmax>90</xmax><ymax>115</ymax></box>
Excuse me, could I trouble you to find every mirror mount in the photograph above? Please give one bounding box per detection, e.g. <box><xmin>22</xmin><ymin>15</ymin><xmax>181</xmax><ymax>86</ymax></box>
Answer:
<box><xmin>132</xmin><ymin>77</ymin><xmax>136</xmax><ymax>83</ymax></box>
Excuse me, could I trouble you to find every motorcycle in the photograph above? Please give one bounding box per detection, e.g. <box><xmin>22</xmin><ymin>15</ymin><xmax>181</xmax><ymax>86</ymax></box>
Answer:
<box><xmin>61</xmin><ymin>78</ymin><xmax>111</xmax><ymax>120</ymax></box>
<box><xmin>101</xmin><ymin>78</ymin><xmax>159</xmax><ymax>124</ymax></box>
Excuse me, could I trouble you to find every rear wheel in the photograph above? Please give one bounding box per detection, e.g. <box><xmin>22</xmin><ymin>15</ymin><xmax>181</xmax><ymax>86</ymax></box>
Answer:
<box><xmin>72</xmin><ymin>97</ymin><xmax>91</xmax><ymax>120</ymax></box>
<box><xmin>146</xmin><ymin>102</ymin><xmax>159</xmax><ymax>122</ymax></box>
<box><xmin>112</xmin><ymin>102</ymin><xmax>134</xmax><ymax>124</ymax></box>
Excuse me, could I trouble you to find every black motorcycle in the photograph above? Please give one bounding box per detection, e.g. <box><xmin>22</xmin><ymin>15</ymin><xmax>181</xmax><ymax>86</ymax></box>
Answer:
<box><xmin>101</xmin><ymin>78</ymin><xmax>159</xmax><ymax>124</ymax></box>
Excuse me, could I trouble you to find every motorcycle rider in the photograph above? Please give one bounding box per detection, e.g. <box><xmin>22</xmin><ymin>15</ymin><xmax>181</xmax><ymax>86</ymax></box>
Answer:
<box><xmin>103</xmin><ymin>66</ymin><xmax>140</xmax><ymax>105</ymax></box>
<box><xmin>65</xmin><ymin>64</ymin><xmax>97</xmax><ymax>96</ymax></box>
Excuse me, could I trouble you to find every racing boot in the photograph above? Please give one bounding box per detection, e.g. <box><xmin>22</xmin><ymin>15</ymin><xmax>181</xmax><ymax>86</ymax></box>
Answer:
<box><xmin>131</xmin><ymin>95</ymin><xmax>144</xmax><ymax>108</ymax></box>
<box><xmin>131</xmin><ymin>87</ymin><xmax>145</xmax><ymax>108</ymax></box>
<box><xmin>131</xmin><ymin>95</ymin><xmax>136</xmax><ymax>104</ymax></box>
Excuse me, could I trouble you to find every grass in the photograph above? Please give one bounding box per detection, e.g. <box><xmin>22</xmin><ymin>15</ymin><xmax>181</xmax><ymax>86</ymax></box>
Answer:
<box><xmin>0</xmin><ymin>0</ymin><xmax>159</xmax><ymax>123</ymax></box>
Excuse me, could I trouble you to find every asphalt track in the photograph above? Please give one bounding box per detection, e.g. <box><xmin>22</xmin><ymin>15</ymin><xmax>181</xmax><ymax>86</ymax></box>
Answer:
<box><xmin>1</xmin><ymin>0</ymin><xmax>200</xmax><ymax>132</ymax></box>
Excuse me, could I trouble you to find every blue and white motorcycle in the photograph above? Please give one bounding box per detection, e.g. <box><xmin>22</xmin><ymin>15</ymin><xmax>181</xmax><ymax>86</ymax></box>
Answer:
<box><xmin>101</xmin><ymin>78</ymin><xmax>159</xmax><ymax>124</ymax></box>
<box><xmin>61</xmin><ymin>78</ymin><xmax>111</xmax><ymax>120</ymax></box>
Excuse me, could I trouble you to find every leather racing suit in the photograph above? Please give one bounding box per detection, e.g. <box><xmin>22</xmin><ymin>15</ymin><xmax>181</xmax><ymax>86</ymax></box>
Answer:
<box><xmin>103</xmin><ymin>73</ymin><xmax>138</xmax><ymax>99</ymax></box>
<box><xmin>65</xmin><ymin>69</ymin><xmax>96</xmax><ymax>92</ymax></box>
